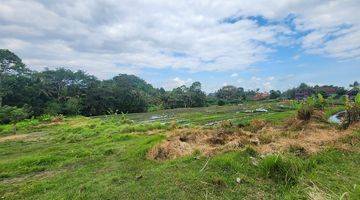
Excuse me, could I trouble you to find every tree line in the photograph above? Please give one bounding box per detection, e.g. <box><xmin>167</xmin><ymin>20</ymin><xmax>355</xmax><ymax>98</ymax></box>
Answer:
<box><xmin>0</xmin><ymin>49</ymin><xmax>208</xmax><ymax>120</ymax></box>
<box><xmin>0</xmin><ymin>49</ymin><xmax>359</xmax><ymax>123</ymax></box>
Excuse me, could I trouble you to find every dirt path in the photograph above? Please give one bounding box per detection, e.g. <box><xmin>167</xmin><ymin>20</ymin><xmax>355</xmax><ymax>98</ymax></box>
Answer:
<box><xmin>0</xmin><ymin>132</ymin><xmax>44</xmax><ymax>143</ymax></box>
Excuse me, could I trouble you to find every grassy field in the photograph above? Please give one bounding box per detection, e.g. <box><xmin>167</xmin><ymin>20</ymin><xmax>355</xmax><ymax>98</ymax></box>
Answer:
<box><xmin>0</xmin><ymin>101</ymin><xmax>359</xmax><ymax>199</ymax></box>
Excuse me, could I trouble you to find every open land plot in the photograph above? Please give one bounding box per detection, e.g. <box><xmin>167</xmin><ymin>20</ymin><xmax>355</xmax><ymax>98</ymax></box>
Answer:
<box><xmin>0</xmin><ymin>101</ymin><xmax>359</xmax><ymax>199</ymax></box>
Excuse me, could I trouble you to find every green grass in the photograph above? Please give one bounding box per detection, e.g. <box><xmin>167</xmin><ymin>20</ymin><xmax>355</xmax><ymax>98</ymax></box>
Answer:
<box><xmin>0</xmin><ymin>102</ymin><xmax>359</xmax><ymax>199</ymax></box>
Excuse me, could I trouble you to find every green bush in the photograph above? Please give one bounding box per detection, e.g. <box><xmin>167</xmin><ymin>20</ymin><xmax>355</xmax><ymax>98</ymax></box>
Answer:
<box><xmin>0</xmin><ymin>106</ymin><xmax>30</xmax><ymax>133</ymax></box>
<box><xmin>355</xmin><ymin>93</ymin><xmax>360</xmax><ymax>106</ymax></box>
<box><xmin>37</xmin><ymin>114</ymin><xmax>52</xmax><ymax>122</ymax></box>
<box><xmin>314</xmin><ymin>93</ymin><xmax>326</xmax><ymax>110</ymax></box>
<box><xmin>64</xmin><ymin>98</ymin><xmax>82</xmax><ymax>115</ymax></box>
<box><xmin>217</xmin><ymin>99</ymin><xmax>225</xmax><ymax>106</ymax></box>
<box><xmin>44</xmin><ymin>101</ymin><xmax>62</xmax><ymax>115</ymax></box>
<box><xmin>343</xmin><ymin>94</ymin><xmax>360</xmax><ymax>128</ymax></box>
<box><xmin>0</xmin><ymin>106</ymin><xmax>30</xmax><ymax>125</ymax></box>
<box><xmin>289</xmin><ymin>100</ymin><xmax>301</xmax><ymax>110</ymax></box>
<box><xmin>305</xmin><ymin>96</ymin><xmax>316</xmax><ymax>107</ymax></box>
<box><xmin>259</xmin><ymin>154</ymin><xmax>304</xmax><ymax>185</ymax></box>
<box><xmin>147</xmin><ymin>104</ymin><xmax>163</xmax><ymax>112</ymax></box>
<box><xmin>0</xmin><ymin>105</ymin><xmax>15</xmax><ymax>124</ymax></box>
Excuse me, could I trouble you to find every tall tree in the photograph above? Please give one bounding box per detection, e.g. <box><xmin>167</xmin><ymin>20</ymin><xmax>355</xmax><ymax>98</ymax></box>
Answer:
<box><xmin>350</xmin><ymin>81</ymin><xmax>360</xmax><ymax>90</ymax></box>
<box><xmin>189</xmin><ymin>82</ymin><xmax>206</xmax><ymax>107</ymax></box>
<box><xmin>269</xmin><ymin>90</ymin><xmax>281</xmax><ymax>99</ymax></box>
<box><xmin>0</xmin><ymin>49</ymin><xmax>26</xmax><ymax>106</ymax></box>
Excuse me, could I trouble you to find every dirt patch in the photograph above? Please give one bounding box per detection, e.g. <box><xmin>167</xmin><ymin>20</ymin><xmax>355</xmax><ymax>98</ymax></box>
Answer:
<box><xmin>148</xmin><ymin>121</ymin><xmax>360</xmax><ymax>160</ymax></box>
<box><xmin>0</xmin><ymin>170</ymin><xmax>58</xmax><ymax>185</ymax></box>
<box><xmin>0</xmin><ymin>134</ymin><xmax>28</xmax><ymax>142</ymax></box>
<box><xmin>0</xmin><ymin>132</ymin><xmax>43</xmax><ymax>143</ymax></box>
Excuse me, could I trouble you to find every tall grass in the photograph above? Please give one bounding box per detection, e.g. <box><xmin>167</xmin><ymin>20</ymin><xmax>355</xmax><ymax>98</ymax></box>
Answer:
<box><xmin>259</xmin><ymin>154</ymin><xmax>306</xmax><ymax>186</ymax></box>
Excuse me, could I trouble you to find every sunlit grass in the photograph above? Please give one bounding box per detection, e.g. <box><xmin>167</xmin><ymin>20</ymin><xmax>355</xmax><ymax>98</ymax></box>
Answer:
<box><xmin>0</xmin><ymin>102</ymin><xmax>359</xmax><ymax>199</ymax></box>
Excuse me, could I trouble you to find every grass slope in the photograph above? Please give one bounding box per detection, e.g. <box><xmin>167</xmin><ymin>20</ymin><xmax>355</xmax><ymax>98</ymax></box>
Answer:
<box><xmin>0</xmin><ymin>103</ymin><xmax>359</xmax><ymax>199</ymax></box>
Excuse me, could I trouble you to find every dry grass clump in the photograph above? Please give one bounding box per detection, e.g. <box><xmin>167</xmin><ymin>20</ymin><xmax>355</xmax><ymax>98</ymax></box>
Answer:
<box><xmin>51</xmin><ymin>115</ymin><xmax>64</xmax><ymax>123</ymax></box>
<box><xmin>258</xmin><ymin>132</ymin><xmax>274</xmax><ymax>144</ymax></box>
<box><xmin>148</xmin><ymin>115</ymin><xmax>358</xmax><ymax>160</ymax></box>
<box><xmin>147</xmin><ymin>126</ymin><xmax>250</xmax><ymax>160</ymax></box>
<box><xmin>288</xmin><ymin>145</ymin><xmax>308</xmax><ymax>157</ymax></box>
<box><xmin>219</xmin><ymin>120</ymin><xmax>232</xmax><ymax>128</ymax></box>
<box><xmin>148</xmin><ymin>140</ymin><xmax>193</xmax><ymax>160</ymax></box>
<box><xmin>311</xmin><ymin>110</ymin><xmax>326</xmax><ymax>122</ymax></box>
<box><xmin>247</xmin><ymin>119</ymin><xmax>267</xmax><ymax>133</ymax></box>
<box><xmin>284</xmin><ymin>117</ymin><xmax>306</xmax><ymax>131</ymax></box>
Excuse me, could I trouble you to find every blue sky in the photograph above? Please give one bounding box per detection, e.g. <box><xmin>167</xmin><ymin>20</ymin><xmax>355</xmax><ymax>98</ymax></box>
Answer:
<box><xmin>0</xmin><ymin>0</ymin><xmax>359</xmax><ymax>93</ymax></box>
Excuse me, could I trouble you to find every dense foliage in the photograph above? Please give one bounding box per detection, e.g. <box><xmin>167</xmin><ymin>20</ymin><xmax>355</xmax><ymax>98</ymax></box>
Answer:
<box><xmin>0</xmin><ymin>49</ymin><xmax>359</xmax><ymax>124</ymax></box>
<box><xmin>0</xmin><ymin>50</ymin><xmax>209</xmax><ymax>120</ymax></box>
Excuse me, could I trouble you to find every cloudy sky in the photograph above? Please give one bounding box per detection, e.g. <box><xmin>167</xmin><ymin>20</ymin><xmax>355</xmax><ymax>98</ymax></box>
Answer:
<box><xmin>1</xmin><ymin>0</ymin><xmax>359</xmax><ymax>92</ymax></box>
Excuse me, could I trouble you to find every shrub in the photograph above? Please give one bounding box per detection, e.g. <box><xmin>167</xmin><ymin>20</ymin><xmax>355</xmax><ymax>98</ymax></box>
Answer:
<box><xmin>0</xmin><ymin>106</ymin><xmax>30</xmax><ymax>133</ymax></box>
<box><xmin>297</xmin><ymin>104</ymin><xmax>313</xmax><ymax>121</ymax></box>
<box><xmin>314</xmin><ymin>93</ymin><xmax>326</xmax><ymax>110</ymax></box>
<box><xmin>289</xmin><ymin>100</ymin><xmax>301</xmax><ymax>110</ymax></box>
<box><xmin>259</xmin><ymin>154</ymin><xmax>304</xmax><ymax>185</ymax></box>
<box><xmin>217</xmin><ymin>99</ymin><xmax>225</xmax><ymax>106</ymax></box>
<box><xmin>120</xmin><ymin>112</ymin><xmax>133</xmax><ymax>124</ymax></box>
<box><xmin>147</xmin><ymin>104</ymin><xmax>163</xmax><ymax>112</ymax></box>
<box><xmin>64</xmin><ymin>98</ymin><xmax>82</xmax><ymax>115</ymax></box>
<box><xmin>343</xmin><ymin>94</ymin><xmax>360</xmax><ymax>128</ymax></box>
<box><xmin>38</xmin><ymin>114</ymin><xmax>52</xmax><ymax>122</ymax></box>
<box><xmin>305</xmin><ymin>96</ymin><xmax>316</xmax><ymax>107</ymax></box>
<box><xmin>44</xmin><ymin>101</ymin><xmax>62</xmax><ymax>115</ymax></box>
<box><xmin>0</xmin><ymin>105</ymin><xmax>15</xmax><ymax>124</ymax></box>
<box><xmin>356</xmin><ymin>93</ymin><xmax>360</xmax><ymax>106</ymax></box>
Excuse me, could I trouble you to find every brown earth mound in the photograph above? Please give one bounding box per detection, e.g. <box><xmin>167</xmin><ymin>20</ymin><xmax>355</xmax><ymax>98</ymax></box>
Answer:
<box><xmin>148</xmin><ymin>121</ymin><xmax>359</xmax><ymax>160</ymax></box>
<box><xmin>148</xmin><ymin>128</ymin><xmax>250</xmax><ymax>160</ymax></box>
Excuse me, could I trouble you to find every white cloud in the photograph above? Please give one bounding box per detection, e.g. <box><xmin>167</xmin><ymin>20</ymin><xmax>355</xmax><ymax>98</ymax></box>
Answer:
<box><xmin>0</xmin><ymin>0</ymin><xmax>359</xmax><ymax>79</ymax></box>
<box><xmin>163</xmin><ymin>77</ymin><xmax>193</xmax><ymax>90</ymax></box>
<box><xmin>0</xmin><ymin>0</ymin><xmax>288</xmax><ymax>76</ymax></box>
<box><xmin>231</xmin><ymin>73</ymin><xmax>238</xmax><ymax>77</ymax></box>
<box><xmin>237</xmin><ymin>76</ymin><xmax>276</xmax><ymax>91</ymax></box>
<box><xmin>292</xmin><ymin>1</ymin><xmax>360</xmax><ymax>60</ymax></box>
<box><xmin>293</xmin><ymin>54</ymin><xmax>300</xmax><ymax>60</ymax></box>
<box><xmin>267</xmin><ymin>76</ymin><xmax>275</xmax><ymax>81</ymax></box>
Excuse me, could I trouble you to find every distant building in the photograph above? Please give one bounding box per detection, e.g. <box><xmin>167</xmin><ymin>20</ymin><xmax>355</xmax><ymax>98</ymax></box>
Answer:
<box><xmin>295</xmin><ymin>90</ymin><xmax>311</xmax><ymax>100</ymax></box>
<box><xmin>252</xmin><ymin>92</ymin><xmax>269</xmax><ymax>100</ymax></box>
<box><xmin>318</xmin><ymin>86</ymin><xmax>337</xmax><ymax>96</ymax></box>
<box><xmin>347</xmin><ymin>89</ymin><xmax>359</xmax><ymax>99</ymax></box>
